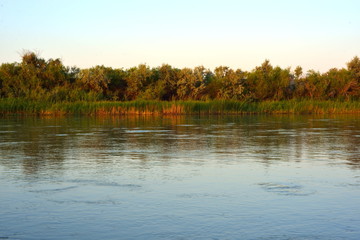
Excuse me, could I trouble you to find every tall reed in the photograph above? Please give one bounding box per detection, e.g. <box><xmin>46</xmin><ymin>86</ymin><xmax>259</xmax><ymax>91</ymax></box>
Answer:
<box><xmin>1</xmin><ymin>99</ymin><xmax>360</xmax><ymax>115</ymax></box>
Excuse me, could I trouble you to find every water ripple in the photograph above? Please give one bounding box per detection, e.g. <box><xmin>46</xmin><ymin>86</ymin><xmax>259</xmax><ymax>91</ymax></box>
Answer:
<box><xmin>49</xmin><ymin>199</ymin><xmax>122</xmax><ymax>205</ymax></box>
<box><xmin>177</xmin><ymin>193</ymin><xmax>229</xmax><ymax>199</ymax></box>
<box><xmin>258</xmin><ymin>182</ymin><xmax>316</xmax><ymax>196</ymax></box>
<box><xmin>67</xmin><ymin>179</ymin><xmax>142</xmax><ymax>189</ymax></box>
<box><xmin>29</xmin><ymin>186</ymin><xmax>78</xmax><ymax>193</ymax></box>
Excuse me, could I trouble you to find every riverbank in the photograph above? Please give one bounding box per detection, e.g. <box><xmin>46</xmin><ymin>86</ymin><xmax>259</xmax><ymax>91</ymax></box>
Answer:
<box><xmin>1</xmin><ymin>99</ymin><xmax>360</xmax><ymax>115</ymax></box>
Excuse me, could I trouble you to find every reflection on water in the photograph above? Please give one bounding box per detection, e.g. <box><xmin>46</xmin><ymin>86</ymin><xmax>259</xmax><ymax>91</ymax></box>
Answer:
<box><xmin>0</xmin><ymin>115</ymin><xmax>360</xmax><ymax>239</ymax></box>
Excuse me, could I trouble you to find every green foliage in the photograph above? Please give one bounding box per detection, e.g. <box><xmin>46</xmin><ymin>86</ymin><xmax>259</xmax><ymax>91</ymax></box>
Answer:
<box><xmin>246</xmin><ymin>60</ymin><xmax>291</xmax><ymax>101</ymax></box>
<box><xmin>324</xmin><ymin>68</ymin><xmax>359</xmax><ymax>100</ymax></box>
<box><xmin>294</xmin><ymin>66</ymin><xmax>303</xmax><ymax>79</ymax></box>
<box><xmin>1</xmin><ymin>51</ymin><xmax>360</xmax><ymax>105</ymax></box>
<box><xmin>213</xmin><ymin>66</ymin><xmax>245</xmax><ymax>100</ymax></box>
<box><xmin>125</xmin><ymin>64</ymin><xmax>153</xmax><ymax>100</ymax></box>
<box><xmin>176</xmin><ymin>66</ymin><xmax>209</xmax><ymax>100</ymax></box>
<box><xmin>77</xmin><ymin>66</ymin><xmax>110</xmax><ymax>94</ymax></box>
<box><xmin>347</xmin><ymin>56</ymin><xmax>360</xmax><ymax>80</ymax></box>
<box><xmin>2</xmin><ymin>99</ymin><xmax>360</xmax><ymax>115</ymax></box>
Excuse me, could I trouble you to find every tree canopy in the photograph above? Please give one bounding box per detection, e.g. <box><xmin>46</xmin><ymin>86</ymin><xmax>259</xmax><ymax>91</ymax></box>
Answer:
<box><xmin>1</xmin><ymin>52</ymin><xmax>360</xmax><ymax>102</ymax></box>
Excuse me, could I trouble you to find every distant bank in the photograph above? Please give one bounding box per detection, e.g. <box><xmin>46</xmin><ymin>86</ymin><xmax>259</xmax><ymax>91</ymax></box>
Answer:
<box><xmin>2</xmin><ymin>52</ymin><xmax>360</xmax><ymax>116</ymax></box>
<box><xmin>1</xmin><ymin>52</ymin><xmax>360</xmax><ymax>105</ymax></box>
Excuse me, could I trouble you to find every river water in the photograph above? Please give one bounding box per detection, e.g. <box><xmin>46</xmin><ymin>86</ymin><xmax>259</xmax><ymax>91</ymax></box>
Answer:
<box><xmin>0</xmin><ymin>115</ymin><xmax>360</xmax><ymax>239</ymax></box>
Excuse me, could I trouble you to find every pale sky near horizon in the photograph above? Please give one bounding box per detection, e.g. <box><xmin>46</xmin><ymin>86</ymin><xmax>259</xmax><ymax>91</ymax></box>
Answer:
<box><xmin>0</xmin><ymin>0</ymin><xmax>359</xmax><ymax>72</ymax></box>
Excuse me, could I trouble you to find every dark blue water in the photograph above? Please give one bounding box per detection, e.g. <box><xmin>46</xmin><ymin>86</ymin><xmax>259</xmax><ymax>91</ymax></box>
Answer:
<box><xmin>1</xmin><ymin>115</ymin><xmax>360</xmax><ymax>239</ymax></box>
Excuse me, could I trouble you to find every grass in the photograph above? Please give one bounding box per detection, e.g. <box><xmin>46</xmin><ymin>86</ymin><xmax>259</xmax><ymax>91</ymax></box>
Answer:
<box><xmin>1</xmin><ymin>98</ymin><xmax>360</xmax><ymax>115</ymax></box>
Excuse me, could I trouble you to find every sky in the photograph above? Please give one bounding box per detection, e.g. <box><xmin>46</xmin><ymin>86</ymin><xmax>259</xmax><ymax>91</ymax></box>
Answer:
<box><xmin>0</xmin><ymin>0</ymin><xmax>359</xmax><ymax>72</ymax></box>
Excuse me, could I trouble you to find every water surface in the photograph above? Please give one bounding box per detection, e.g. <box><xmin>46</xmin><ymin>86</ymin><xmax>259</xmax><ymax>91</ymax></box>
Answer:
<box><xmin>1</xmin><ymin>115</ymin><xmax>360</xmax><ymax>239</ymax></box>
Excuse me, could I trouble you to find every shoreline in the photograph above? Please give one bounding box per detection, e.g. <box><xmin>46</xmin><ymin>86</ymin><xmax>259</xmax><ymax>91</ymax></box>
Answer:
<box><xmin>1</xmin><ymin>99</ymin><xmax>360</xmax><ymax>116</ymax></box>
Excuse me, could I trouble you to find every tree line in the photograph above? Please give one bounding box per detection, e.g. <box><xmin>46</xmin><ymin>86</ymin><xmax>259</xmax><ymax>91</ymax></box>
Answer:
<box><xmin>1</xmin><ymin>51</ymin><xmax>360</xmax><ymax>102</ymax></box>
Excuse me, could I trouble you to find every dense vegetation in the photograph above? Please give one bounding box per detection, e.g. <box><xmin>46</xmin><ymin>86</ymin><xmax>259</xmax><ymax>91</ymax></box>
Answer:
<box><xmin>1</xmin><ymin>51</ymin><xmax>360</xmax><ymax>115</ymax></box>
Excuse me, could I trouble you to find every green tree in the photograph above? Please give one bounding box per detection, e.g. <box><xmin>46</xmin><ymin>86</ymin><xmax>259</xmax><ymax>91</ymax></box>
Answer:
<box><xmin>324</xmin><ymin>68</ymin><xmax>359</xmax><ymax>100</ymax></box>
<box><xmin>0</xmin><ymin>51</ymin><xmax>78</xmax><ymax>101</ymax></box>
<box><xmin>246</xmin><ymin>60</ymin><xmax>291</xmax><ymax>100</ymax></box>
<box><xmin>78</xmin><ymin>66</ymin><xmax>110</xmax><ymax>93</ymax></box>
<box><xmin>213</xmin><ymin>66</ymin><xmax>245</xmax><ymax>100</ymax></box>
<box><xmin>125</xmin><ymin>64</ymin><xmax>153</xmax><ymax>100</ymax></box>
<box><xmin>294</xmin><ymin>66</ymin><xmax>303</xmax><ymax>80</ymax></box>
<box><xmin>347</xmin><ymin>56</ymin><xmax>360</xmax><ymax>81</ymax></box>
<box><xmin>19</xmin><ymin>52</ymin><xmax>46</xmax><ymax>99</ymax></box>
<box><xmin>41</xmin><ymin>58</ymin><xmax>68</xmax><ymax>89</ymax></box>
<box><xmin>0</xmin><ymin>63</ymin><xmax>22</xmax><ymax>98</ymax></box>
<box><xmin>302</xmin><ymin>70</ymin><xmax>326</xmax><ymax>99</ymax></box>
<box><xmin>176</xmin><ymin>66</ymin><xmax>209</xmax><ymax>100</ymax></box>
<box><xmin>156</xmin><ymin>64</ymin><xmax>179</xmax><ymax>100</ymax></box>
<box><xmin>106</xmin><ymin>68</ymin><xmax>127</xmax><ymax>100</ymax></box>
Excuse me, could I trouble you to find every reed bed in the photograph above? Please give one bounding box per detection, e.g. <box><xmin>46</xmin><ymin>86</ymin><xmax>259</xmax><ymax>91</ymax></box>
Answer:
<box><xmin>1</xmin><ymin>99</ymin><xmax>360</xmax><ymax>115</ymax></box>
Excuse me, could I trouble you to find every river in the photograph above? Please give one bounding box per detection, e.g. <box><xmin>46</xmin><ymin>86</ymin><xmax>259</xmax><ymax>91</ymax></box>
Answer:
<box><xmin>0</xmin><ymin>115</ymin><xmax>359</xmax><ymax>239</ymax></box>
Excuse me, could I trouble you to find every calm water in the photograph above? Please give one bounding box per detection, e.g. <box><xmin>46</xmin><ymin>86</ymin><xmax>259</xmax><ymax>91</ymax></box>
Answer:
<box><xmin>1</xmin><ymin>115</ymin><xmax>360</xmax><ymax>240</ymax></box>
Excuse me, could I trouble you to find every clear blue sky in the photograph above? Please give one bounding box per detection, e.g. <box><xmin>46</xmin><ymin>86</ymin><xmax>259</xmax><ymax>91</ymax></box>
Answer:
<box><xmin>0</xmin><ymin>0</ymin><xmax>359</xmax><ymax>72</ymax></box>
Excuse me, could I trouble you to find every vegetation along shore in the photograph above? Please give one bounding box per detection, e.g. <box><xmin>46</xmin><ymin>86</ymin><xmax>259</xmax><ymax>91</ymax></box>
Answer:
<box><xmin>1</xmin><ymin>52</ymin><xmax>360</xmax><ymax>115</ymax></box>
